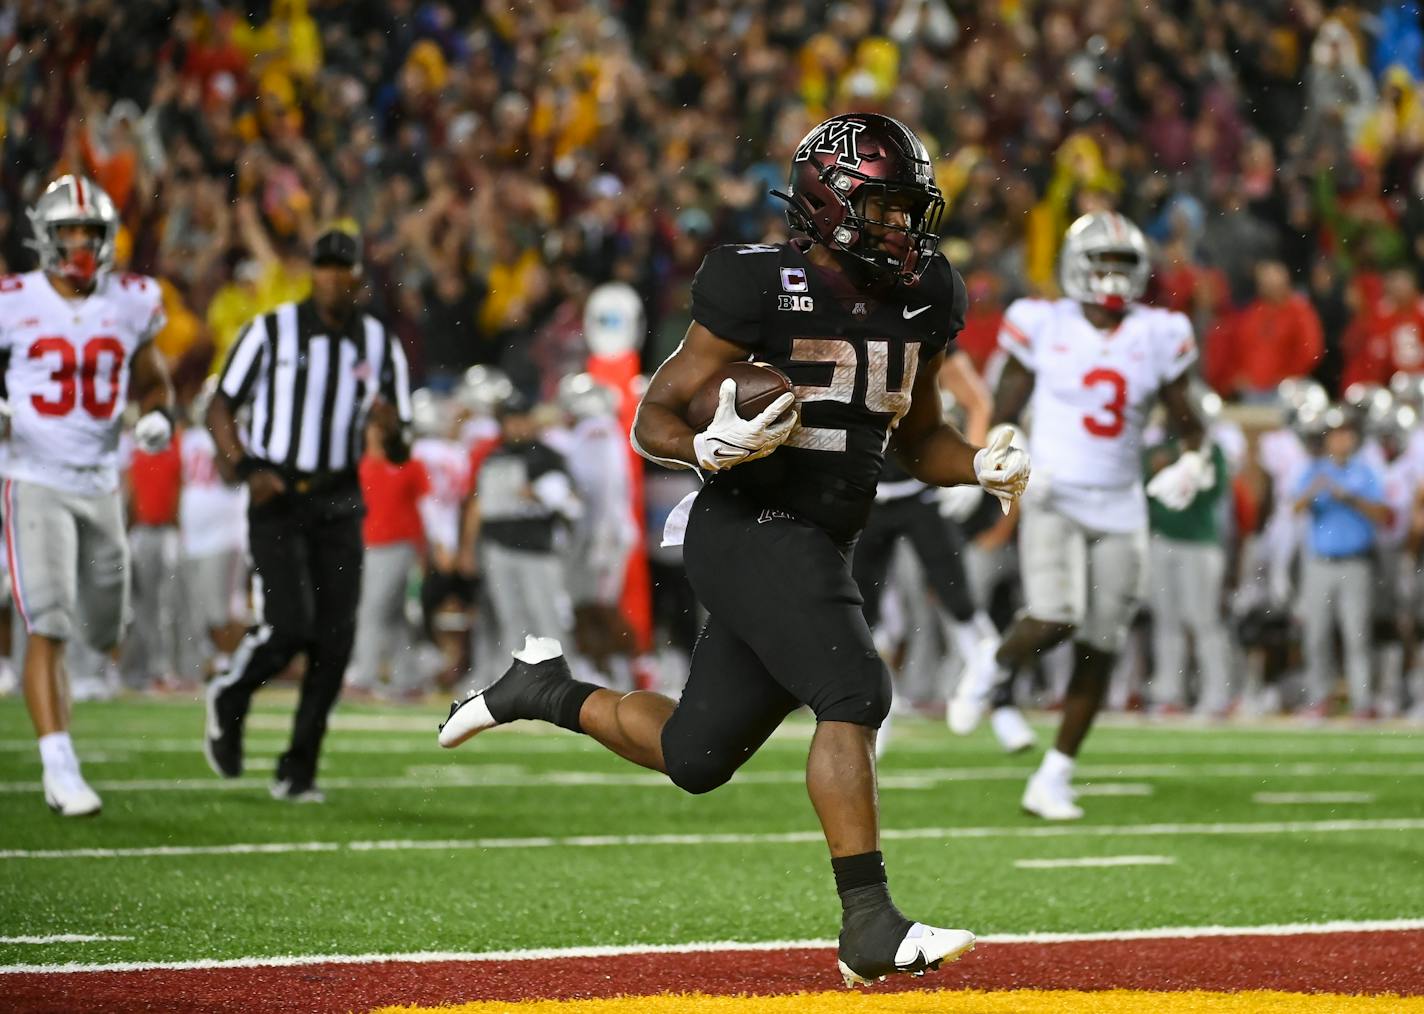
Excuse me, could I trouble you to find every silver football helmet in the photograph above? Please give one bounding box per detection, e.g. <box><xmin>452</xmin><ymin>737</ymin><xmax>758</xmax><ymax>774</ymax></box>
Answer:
<box><xmin>27</xmin><ymin>175</ymin><xmax>119</xmax><ymax>285</ymax></box>
<box><xmin>557</xmin><ymin>373</ymin><xmax>618</xmax><ymax>420</ymax></box>
<box><xmin>455</xmin><ymin>366</ymin><xmax>515</xmax><ymax>417</ymax></box>
<box><xmin>1276</xmin><ymin>378</ymin><xmax>1329</xmax><ymax>428</ymax></box>
<box><xmin>1343</xmin><ymin>381</ymin><xmax>1394</xmax><ymax>430</ymax></box>
<box><xmin>1389</xmin><ymin>371</ymin><xmax>1424</xmax><ymax>409</ymax></box>
<box><xmin>1369</xmin><ymin>401</ymin><xmax>1418</xmax><ymax>448</ymax></box>
<box><xmin>1188</xmin><ymin>377</ymin><xmax>1223</xmax><ymax>424</ymax></box>
<box><xmin>410</xmin><ymin>388</ymin><xmax>453</xmax><ymax>437</ymax></box>
<box><xmin>1059</xmin><ymin>212</ymin><xmax>1151</xmax><ymax>309</ymax></box>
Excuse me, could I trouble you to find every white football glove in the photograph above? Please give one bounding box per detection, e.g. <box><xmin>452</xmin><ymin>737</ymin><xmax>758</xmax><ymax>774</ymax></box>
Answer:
<box><xmin>692</xmin><ymin>379</ymin><xmax>798</xmax><ymax>473</ymax></box>
<box><xmin>1146</xmin><ymin>449</ymin><xmax>1213</xmax><ymax>511</ymax></box>
<box><xmin>973</xmin><ymin>424</ymin><xmax>1030</xmax><ymax>514</ymax></box>
<box><xmin>134</xmin><ymin>409</ymin><xmax>174</xmax><ymax>453</ymax></box>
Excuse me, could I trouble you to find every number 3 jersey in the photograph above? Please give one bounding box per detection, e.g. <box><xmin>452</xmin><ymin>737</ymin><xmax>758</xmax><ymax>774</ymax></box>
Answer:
<box><xmin>691</xmin><ymin>242</ymin><xmax>965</xmax><ymax>542</ymax></box>
<box><xmin>999</xmin><ymin>297</ymin><xmax>1197</xmax><ymax>532</ymax></box>
<box><xmin>0</xmin><ymin>270</ymin><xmax>165</xmax><ymax>495</ymax></box>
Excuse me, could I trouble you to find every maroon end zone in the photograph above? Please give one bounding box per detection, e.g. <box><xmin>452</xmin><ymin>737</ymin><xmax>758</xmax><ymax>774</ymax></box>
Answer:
<box><xmin>5</xmin><ymin>929</ymin><xmax>1424</xmax><ymax>1014</ymax></box>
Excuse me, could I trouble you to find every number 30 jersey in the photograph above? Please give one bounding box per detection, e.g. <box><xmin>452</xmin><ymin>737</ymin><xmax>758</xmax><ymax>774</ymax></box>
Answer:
<box><xmin>0</xmin><ymin>270</ymin><xmax>165</xmax><ymax>495</ymax></box>
<box><xmin>999</xmin><ymin>297</ymin><xmax>1196</xmax><ymax>529</ymax></box>
<box><xmin>690</xmin><ymin>242</ymin><xmax>966</xmax><ymax>542</ymax></box>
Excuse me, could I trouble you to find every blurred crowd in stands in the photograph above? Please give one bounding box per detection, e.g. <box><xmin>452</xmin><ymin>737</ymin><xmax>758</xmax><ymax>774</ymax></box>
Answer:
<box><xmin>4</xmin><ymin>0</ymin><xmax>1423</xmax><ymax>397</ymax></box>
<box><xmin>2</xmin><ymin>0</ymin><xmax>1424</xmax><ymax>721</ymax></box>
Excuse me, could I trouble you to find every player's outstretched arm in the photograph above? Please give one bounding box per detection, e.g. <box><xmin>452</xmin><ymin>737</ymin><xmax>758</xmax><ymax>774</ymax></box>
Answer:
<box><xmin>632</xmin><ymin>322</ymin><xmax>781</xmax><ymax>471</ymax></box>
<box><xmin>890</xmin><ymin>350</ymin><xmax>982</xmax><ymax>487</ymax></box>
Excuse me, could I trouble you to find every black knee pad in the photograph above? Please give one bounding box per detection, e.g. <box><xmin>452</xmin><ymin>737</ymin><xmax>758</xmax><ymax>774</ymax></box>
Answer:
<box><xmin>809</xmin><ymin>656</ymin><xmax>893</xmax><ymax>729</ymax></box>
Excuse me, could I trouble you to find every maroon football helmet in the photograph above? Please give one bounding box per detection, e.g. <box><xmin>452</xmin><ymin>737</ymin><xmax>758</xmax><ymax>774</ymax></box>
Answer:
<box><xmin>772</xmin><ymin>113</ymin><xmax>945</xmax><ymax>286</ymax></box>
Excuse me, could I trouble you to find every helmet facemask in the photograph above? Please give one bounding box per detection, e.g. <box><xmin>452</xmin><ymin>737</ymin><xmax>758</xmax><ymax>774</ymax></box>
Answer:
<box><xmin>46</xmin><ymin>222</ymin><xmax>110</xmax><ymax>286</ymax></box>
<box><xmin>832</xmin><ymin>180</ymin><xmax>944</xmax><ymax>285</ymax></box>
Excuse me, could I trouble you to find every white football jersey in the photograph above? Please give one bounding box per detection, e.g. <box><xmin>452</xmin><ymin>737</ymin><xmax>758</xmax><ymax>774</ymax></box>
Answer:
<box><xmin>411</xmin><ymin>436</ymin><xmax>471</xmax><ymax>555</ymax></box>
<box><xmin>0</xmin><ymin>270</ymin><xmax>164</xmax><ymax>495</ymax></box>
<box><xmin>1000</xmin><ymin>298</ymin><xmax>1197</xmax><ymax>531</ymax></box>
<box><xmin>178</xmin><ymin>427</ymin><xmax>247</xmax><ymax>558</ymax></box>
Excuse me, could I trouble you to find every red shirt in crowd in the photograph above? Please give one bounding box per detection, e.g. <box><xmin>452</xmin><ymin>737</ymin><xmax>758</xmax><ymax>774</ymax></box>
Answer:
<box><xmin>1203</xmin><ymin>294</ymin><xmax>1324</xmax><ymax>396</ymax></box>
<box><xmin>128</xmin><ymin>440</ymin><xmax>182</xmax><ymax>527</ymax></box>
<box><xmin>1340</xmin><ymin>296</ymin><xmax>1424</xmax><ymax>389</ymax></box>
<box><xmin>359</xmin><ymin>456</ymin><xmax>431</xmax><ymax>547</ymax></box>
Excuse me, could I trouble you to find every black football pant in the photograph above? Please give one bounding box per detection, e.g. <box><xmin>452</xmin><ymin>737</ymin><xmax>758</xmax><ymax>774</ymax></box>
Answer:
<box><xmin>852</xmin><ymin>491</ymin><xmax>974</xmax><ymax>630</ymax></box>
<box><xmin>661</xmin><ymin>482</ymin><xmax>890</xmax><ymax>794</ymax></box>
<box><xmin>217</xmin><ymin>479</ymin><xmax>364</xmax><ymax>783</ymax></box>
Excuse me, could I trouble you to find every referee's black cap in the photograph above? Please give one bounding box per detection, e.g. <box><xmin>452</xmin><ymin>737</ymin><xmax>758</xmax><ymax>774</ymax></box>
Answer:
<box><xmin>311</xmin><ymin>229</ymin><xmax>362</xmax><ymax>268</ymax></box>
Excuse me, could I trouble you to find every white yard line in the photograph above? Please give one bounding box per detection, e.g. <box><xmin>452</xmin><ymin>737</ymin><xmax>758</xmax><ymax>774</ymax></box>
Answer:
<box><xmin>3</xmin><ymin>918</ymin><xmax>1422</xmax><ymax>975</ymax></box>
<box><xmin>0</xmin><ymin>935</ymin><xmax>132</xmax><ymax>945</ymax></box>
<box><xmin>3</xmin><ymin>817</ymin><xmax>1423</xmax><ymax>862</ymax></box>
<box><xmin>1014</xmin><ymin>855</ymin><xmax>1176</xmax><ymax>869</ymax></box>
<box><xmin>0</xmin><ymin>760</ymin><xmax>1420</xmax><ymax>795</ymax></box>
<box><xmin>1253</xmin><ymin>792</ymin><xmax>1377</xmax><ymax>805</ymax></box>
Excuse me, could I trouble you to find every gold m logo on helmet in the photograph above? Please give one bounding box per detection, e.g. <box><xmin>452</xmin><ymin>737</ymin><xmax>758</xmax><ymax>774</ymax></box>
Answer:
<box><xmin>795</xmin><ymin>120</ymin><xmax>867</xmax><ymax>170</ymax></box>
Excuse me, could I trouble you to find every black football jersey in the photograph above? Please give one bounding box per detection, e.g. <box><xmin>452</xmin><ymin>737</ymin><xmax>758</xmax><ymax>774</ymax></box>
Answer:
<box><xmin>690</xmin><ymin>241</ymin><xmax>966</xmax><ymax>542</ymax></box>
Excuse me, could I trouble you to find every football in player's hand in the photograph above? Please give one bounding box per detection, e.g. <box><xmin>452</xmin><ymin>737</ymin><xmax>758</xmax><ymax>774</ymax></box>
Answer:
<box><xmin>686</xmin><ymin>361</ymin><xmax>794</xmax><ymax>431</ymax></box>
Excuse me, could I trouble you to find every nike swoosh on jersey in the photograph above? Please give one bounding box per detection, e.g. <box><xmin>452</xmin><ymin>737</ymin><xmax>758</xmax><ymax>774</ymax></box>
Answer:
<box><xmin>902</xmin><ymin>305</ymin><xmax>931</xmax><ymax>319</ymax></box>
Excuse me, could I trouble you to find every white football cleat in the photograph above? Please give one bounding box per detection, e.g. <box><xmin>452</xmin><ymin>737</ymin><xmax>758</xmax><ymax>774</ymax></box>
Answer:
<box><xmin>838</xmin><ymin>923</ymin><xmax>976</xmax><ymax>987</ymax></box>
<box><xmin>1021</xmin><ymin>773</ymin><xmax>1083</xmax><ymax>821</ymax></box>
<box><xmin>947</xmin><ymin>638</ymin><xmax>1000</xmax><ymax>735</ymax></box>
<box><xmin>43</xmin><ymin>768</ymin><xmax>102</xmax><ymax>817</ymax></box>
<box><xmin>990</xmin><ymin>706</ymin><xmax>1037</xmax><ymax>753</ymax></box>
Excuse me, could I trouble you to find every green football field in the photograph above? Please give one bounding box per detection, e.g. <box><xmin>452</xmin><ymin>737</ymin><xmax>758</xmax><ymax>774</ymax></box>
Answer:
<box><xmin>2</xmin><ymin>694</ymin><xmax>1422</xmax><ymax>970</ymax></box>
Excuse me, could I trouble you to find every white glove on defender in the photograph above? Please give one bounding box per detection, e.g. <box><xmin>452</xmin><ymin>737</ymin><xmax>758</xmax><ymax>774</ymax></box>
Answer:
<box><xmin>1146</xmin><ymin>449</ymin><xmax>1214</xmax><ymax>511</ymax></box>
<box><xmin>134</xmin><ymin>410</ymin><xmax>173</xmax><ymax>453</ymax></box>
<box><xmin>973</xmin><ymin>424</ymin><xmax>1030</xmax><ymax>514</ymax></box>
<box><xmin>692</xmin><ymin>379</ymin><xmax>798</xmax><ymax>473</ymax></box>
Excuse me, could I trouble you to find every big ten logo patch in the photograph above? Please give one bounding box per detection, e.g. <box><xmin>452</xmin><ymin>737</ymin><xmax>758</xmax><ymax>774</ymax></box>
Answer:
<box><xmin>778</xmin><ymin>294</ymin><xmax>814</xmax><ymax>312</ymax></box>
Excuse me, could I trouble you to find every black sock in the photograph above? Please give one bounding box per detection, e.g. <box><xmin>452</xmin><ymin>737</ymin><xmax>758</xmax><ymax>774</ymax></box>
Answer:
<box><xmin>551</xmin><ymin>681</ymin><xmax>598</xmax><ymax>734</ymax></box>
<box><xmin>485</xmin><ymin>657</ymin><xmax>598</xmax><ymax>734</ymax></box>
<box><xmin>833</xmin><ymin>851</ymin><xmax>888</xmax><ymax>897</ymax></box>
<box><xmin>832</xmin><ymin>851</ymin><xmax>912</xmax><ymax>968</ymax></box>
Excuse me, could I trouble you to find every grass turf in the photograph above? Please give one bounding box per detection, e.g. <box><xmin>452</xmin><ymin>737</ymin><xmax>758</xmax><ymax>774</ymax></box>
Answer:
<box><xmin>1</xmin><ymin>694</ymin><xmax>1422</xmax><ymax>968</ymax></box>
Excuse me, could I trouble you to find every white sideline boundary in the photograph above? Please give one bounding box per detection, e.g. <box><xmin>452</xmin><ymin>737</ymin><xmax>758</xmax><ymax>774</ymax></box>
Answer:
<box><xmin>4</xmin><ymin>816</ymin><xmax>1424</xmax><ymax>861</ymax></box>
<box><xmin>2</xmin><ymin>759</ymin><xmax>1423</xmax><ymax>794</ymax></box>
<box><xmin>3</xmin><ymin>918</ymin><xmax>1423</xmax><ymax>976</ymax></box>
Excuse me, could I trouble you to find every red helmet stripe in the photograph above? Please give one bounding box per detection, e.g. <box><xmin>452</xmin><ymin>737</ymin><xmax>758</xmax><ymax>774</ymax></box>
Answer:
<box><xmin>75</xmin><ymin>177</ymin><xmax>86</xmax><ymax>211</ymax></box>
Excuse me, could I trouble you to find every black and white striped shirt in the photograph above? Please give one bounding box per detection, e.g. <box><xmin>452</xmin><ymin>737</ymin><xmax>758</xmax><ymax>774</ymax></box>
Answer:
<box><xmin>217</xmin><ymin>299</ymin><xmax>412</xmax><ymax>474</ymax></box>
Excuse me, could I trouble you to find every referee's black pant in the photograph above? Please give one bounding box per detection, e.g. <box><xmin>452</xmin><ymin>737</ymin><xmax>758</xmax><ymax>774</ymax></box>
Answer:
<box><xmin>221</xmin><ymin>476</ymin><xmax>364</xmax><ymax>784</ymax></box>
<box><xmin>852</xmin><ymin>491</ymin><xmax>975</xmax><ymax>630</ymax></box>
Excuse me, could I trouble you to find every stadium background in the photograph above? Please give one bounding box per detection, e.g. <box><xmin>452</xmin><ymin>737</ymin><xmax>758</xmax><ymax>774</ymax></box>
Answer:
<box><xmin>4</xmin><ymin>2</ymin><xmax>1424</xmax><ymax>1012</ymax></box>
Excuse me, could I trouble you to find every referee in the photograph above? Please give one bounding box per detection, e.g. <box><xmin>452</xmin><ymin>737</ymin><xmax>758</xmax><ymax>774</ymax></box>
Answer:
<box><xmin>203</xmin><ymin>229</ymin><xmax>413</xmax><ymax>801</ymax></box>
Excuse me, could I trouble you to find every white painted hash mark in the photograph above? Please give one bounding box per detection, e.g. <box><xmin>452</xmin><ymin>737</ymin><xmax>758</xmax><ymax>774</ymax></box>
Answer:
<box><xmin>1014</xmin><ymin>855</ymin><xmax>1176</xmax><ymax>869</ymax></box>
<box><xmin>1253</xmin><ymin>792</ymin><xmax>1377</xmax><ymax>805</ymax></box>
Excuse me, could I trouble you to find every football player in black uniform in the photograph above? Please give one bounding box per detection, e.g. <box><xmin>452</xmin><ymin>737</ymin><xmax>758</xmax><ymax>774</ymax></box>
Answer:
<box><xmin>438</xmin><ymin>114</ymin><xmax>1030</xmax><ymax>986</ymax></box>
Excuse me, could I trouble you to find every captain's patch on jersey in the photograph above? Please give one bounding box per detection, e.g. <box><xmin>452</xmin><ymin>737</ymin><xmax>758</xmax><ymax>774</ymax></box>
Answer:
<box><xmin>780</xmin><ymin>267</ymin><xmax>808</xmax><ymax>293</ymax></box>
